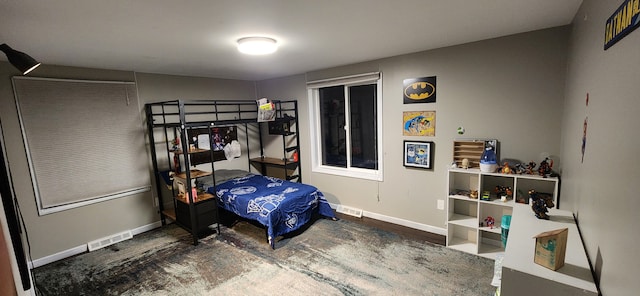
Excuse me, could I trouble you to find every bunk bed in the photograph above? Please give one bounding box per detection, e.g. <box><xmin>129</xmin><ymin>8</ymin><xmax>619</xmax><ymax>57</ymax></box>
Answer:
<box><xmin>145</xmin><ymin>99</ymin><xmax>335</xmax><ymax>247</ymax></box>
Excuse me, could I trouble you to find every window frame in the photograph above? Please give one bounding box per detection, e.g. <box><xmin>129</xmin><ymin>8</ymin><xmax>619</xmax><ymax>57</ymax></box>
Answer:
<box><xmin>307</xmin><ymin>72</ymin><xmax>383</xmax><ymax>181</ymax></box>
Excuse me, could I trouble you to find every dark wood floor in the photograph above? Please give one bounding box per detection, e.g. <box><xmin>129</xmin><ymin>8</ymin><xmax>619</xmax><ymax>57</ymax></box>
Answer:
<box><xmin>334</xmin><ymin>213</ymin><xmax>446</xmax><ymax>246</ymax></box>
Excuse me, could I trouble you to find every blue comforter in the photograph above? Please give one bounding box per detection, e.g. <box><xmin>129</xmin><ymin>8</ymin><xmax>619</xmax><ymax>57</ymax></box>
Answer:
<box><xmin>210</xmin><ymin>173</ymin><xmax>335</xmax><ymax>247</ymax></box>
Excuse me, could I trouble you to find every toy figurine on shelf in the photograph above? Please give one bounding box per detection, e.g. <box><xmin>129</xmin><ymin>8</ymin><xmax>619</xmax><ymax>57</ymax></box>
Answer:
<box><xmin>170</xmin><ymin>137</ymin><xmax>180</xmax><ymax>151</ymax></box>
<box><xmin>538</xmin><ymin>157</ymin><xmax>553</xmax><ymax>177</ymax></box>
<box><xmin>500</xmin><ymin>162</ymin><xmax>513</xmax><ymax>174</ymax></box>
<box><xmin>484</xmin><ymin>216</ymin><xmax>495</xmax><ymax>229</ymax></box>
<box><xmin>529</xmin><ymin>189</ymin><xmax>554</xmax><ymax>219</ymax></box>
<box><xmin>514</xmin><ymin>161</ymin><xmax>537</xmax><ymax>175</ymax></box>
<box><xmin>514</xmin><ymin>163</ymin><xmax>526</xmax><ymax>174</ymax></box>
<box><xmin>173</xmin><ymin>154</ymin><xmax>181</xmax><ymax>174</ymax></box>
<box><xmin>461</xmin><ymin>158</ymin><xmax>470</xmax><ymax>169</ymax></box>
<box><xmin>495</xmin><ymin>185</ymin><xmax>513</xmax><ymax>199</ymax></box>
<box><xmin>525</xmin><ymin>161</ymin><xmax>537</xmax><ymax>175</ymax></box>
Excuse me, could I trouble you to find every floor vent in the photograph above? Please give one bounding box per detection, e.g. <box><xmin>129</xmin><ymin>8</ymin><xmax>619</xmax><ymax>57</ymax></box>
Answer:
<box><xmin>336</xmin><ymin>205</ymin><xmax>363</xmax><ymax>218</ymax></box>
<box><xmin>87</xmin><ymin>230</ymin><xmax>133</xmax><ymax>252</ymax></box>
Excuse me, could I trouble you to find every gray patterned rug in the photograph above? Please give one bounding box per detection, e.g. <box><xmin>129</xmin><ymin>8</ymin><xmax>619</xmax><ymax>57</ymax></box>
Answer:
<box><xmin>33</xmin><ymin>217</ymin><xmax>496</xmax><ymax>295</ymax></box>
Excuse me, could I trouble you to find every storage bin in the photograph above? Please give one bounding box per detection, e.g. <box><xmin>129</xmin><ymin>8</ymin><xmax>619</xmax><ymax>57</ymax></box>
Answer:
<box><xmin>501</xmin><ymin>215</ymin><xmax>512</xmax><ymax>247</ymax></box>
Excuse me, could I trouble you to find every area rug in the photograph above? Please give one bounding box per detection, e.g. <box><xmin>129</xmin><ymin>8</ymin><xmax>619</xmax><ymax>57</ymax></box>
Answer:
<box><xmin>33</xmin><ymin>217</ymin><xmax>496</xmax><ymax>295</ymax></box>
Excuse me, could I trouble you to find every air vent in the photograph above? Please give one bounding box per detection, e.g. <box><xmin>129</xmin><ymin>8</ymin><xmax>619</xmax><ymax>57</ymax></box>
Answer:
<box><xmin>87</xmin><ymin>230</ymin><xmax>133</xmax><ymax>252</ymax></box>
<box><xmin>336</xmin><ymin>205</ymin><xmax>363</xmax><ymax>218</ymax></box>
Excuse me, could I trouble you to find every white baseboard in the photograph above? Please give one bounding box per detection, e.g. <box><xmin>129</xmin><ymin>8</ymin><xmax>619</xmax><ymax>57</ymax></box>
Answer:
<box><xmin>329</xmin><ymin>203</ymin><xmax>447</xmax><ymax>236</ymax></box>
<box><xmin>131</xmin><ymin>220</ymin><xmax>162</xmax><ymax>236</ymax></box>
<box><xmin>30</xmin><ymin>207</ymin><xmax>447</xmax><ymax>268</ymax></box>
<box><xmin>29</xmin><ymin>244</ymin><xmax>86</xmax><ymax>269</ymax></box>
<box><xmin>30</xmin><ymin>221</ymin><xmax>162</xmax><ymax>268</ymax></box>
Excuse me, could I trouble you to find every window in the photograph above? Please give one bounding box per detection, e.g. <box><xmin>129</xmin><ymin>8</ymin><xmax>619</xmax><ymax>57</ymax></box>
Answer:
<box><xmin>12</xmin><ymin>77</ymin><xmax>150</xmax><ymax>215</ymax></box>
<box><xmin>307</xmin><ymin>72</ymin><xmax>383</xmax><ymax>181</ymax></box>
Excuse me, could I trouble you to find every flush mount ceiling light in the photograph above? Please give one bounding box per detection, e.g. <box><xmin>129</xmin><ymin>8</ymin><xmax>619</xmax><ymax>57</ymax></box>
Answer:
<box><xmin>237</xmin><ymin>37</ymin><xmax>278</xmax><ymax>55</ymax></box>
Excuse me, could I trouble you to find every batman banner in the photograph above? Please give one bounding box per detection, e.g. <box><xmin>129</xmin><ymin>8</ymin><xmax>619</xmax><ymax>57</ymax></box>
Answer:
<box><xmin>403</xmin><ymin>76</ymin><xmax>436</xmax><ymax>104</ymax></box>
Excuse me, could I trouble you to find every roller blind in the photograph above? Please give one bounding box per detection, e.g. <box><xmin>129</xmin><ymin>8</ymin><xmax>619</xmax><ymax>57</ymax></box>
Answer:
<box><xmin>12</xmin><ymin>77</ymin><xmax>150</xmax><ymax>215</ymax></box>
<box><xmin>306</xmin><ymin>72</ymin><xmax>380</xmax><ymax>89</ymax></box>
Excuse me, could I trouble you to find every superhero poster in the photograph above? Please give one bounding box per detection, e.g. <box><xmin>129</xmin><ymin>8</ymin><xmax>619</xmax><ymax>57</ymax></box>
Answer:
<box><xmin>403</xmin><ymin>140</ymin><xmax>433</xmax><ymax>169</ymax></box>
<box><xmin>403</xmin><ymin>76</ymin><xmax>436</xmax><ymax>104</ymax></box>
<box><xmin>403</xmin><ymin>111</ymin><xmax>435</xmax><ymax>136</ymax></box>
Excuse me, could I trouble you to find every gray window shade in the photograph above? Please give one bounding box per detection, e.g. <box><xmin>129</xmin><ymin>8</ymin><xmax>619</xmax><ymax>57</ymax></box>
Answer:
<box><xmin>12</xmin><ymin>77</ymin><xmax>150</xmax><ymax>215</ymax></box>
<box><xmin>306</xmin><ymin>72</ymin><xmax>380</xmax><ymax>88</ymax></box>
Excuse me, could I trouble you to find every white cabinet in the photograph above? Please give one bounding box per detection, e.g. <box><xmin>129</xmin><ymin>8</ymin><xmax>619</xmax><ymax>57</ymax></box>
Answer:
<box><xmin>501</xmin><ymin>205</ymin><xmax>598</xmax><ymax>295</ymax></box>
<box><xmin>446</xmin><ymin>168</ymin><xmax>559</xmax><ymax>259</ymax></box>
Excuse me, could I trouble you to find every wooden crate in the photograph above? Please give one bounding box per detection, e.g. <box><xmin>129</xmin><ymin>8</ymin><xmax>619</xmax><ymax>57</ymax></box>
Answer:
<box><xmin>453</xmin><ymin>140</ymin><xmax>485</xmax><ymax>168</ymax></box>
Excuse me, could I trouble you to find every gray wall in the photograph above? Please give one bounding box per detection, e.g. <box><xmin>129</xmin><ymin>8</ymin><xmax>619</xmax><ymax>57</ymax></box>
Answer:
<box><xmin>4</xmin><ymin>4</ymin><xmax>636</xmax><ymax>293</ymax></box>
<box><xmin>560</xmin><ymin>1</ymin><xmax>640</xmax><ymax>295</ymax></box>
<box><xmin>0</xmin><ymin>65</ymin><xmax>257</xmax><ymax>259</ymax></box>
<box><xmin>2</xmin><ymin>25</ymin><xmax>569</xmax><ymax>259</ymax></box>
<box><xmin>258</xmin><ymin>27</ymin><xmax>569</xmax><ymax>232</ymax></box>
<box><xmin>0</xmin><ymin>64</ymin><xmax>157</xmax><ymax>259</ymax></box>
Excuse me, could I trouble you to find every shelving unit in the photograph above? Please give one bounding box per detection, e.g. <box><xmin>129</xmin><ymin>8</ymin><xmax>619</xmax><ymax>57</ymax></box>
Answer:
<box><xmin>251</xmin><ymin>101</ymin><xmax>301</xmax><ymax>182</ymax></box>
<box><xmin>160</xmin><ymin>169</ymin><xmax>216</xmax><ymax>223</ymax></box>
<box><xmin>446</xmin><ymin>168</ymin><xmax>559</xmax><ymax>259</ymax></box>
<box><xmin>145</xmin><ymin>99</ymin><xmax>300</xmax><ymax>245</ymax></box>
<box><xmin>249</xmin><ymin>157</ymin><xmax>299</xmax><ymax>180</ymax></box>
<box><xmin>159</xmin><ymin>126</ymin><xmax>229</xmax><ymax>244</ymax></box>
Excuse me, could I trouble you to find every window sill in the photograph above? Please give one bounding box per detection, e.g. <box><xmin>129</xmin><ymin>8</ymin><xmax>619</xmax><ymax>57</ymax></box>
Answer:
<box><xmin>311</xmin><ymin>165</ymin><xmax>383</xmax><ymax>181</ymax></box>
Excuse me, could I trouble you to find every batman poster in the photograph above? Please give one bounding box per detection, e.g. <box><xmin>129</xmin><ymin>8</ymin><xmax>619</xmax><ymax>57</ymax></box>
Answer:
<box><xmin>403</xmin><ymin>76</ymin><xmax>436</xmax><ymax>104</ymax></box>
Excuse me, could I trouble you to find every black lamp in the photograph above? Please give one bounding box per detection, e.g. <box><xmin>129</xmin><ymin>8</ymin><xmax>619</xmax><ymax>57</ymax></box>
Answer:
<box><xmin>0</xmin><ymin>43</ymin><xmax>41</xmax><ymax>75</ymax></box>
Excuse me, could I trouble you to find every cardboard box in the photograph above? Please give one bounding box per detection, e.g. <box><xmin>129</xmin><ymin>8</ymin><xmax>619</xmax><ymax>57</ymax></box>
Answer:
<box><xmin>533</xmin><ymin>228</ymin><xmax>568</xmax><ymax>270</ymax></box>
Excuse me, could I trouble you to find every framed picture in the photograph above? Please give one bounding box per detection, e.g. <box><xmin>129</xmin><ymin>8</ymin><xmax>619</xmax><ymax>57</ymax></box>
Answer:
<box><xmin>403</xmin><ymin>140</ymin><xmax>433</xmax><ymax>169</ymax></box>
<box><xmin>403</xmin><ymin>76</ymin><xmax>437</xmax><ymax>104</ymax></box>
<box><xmin>403</xmin><ymin>111</ymin><xmax>436</xmax><ymax>136</ymax></box>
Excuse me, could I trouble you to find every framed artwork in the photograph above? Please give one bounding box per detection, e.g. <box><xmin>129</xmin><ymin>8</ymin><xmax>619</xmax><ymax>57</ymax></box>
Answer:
<box><xmin>403</xmin><ymin>140</ymin><xmax>433</xmax><ymax>169</ymax></box>
<box><xmin>403</xmin><ymin>76</ymin><xmax>437</xmax><ymax>104</ymax></box>
<box><xmin>403</xmin><ymin>111</ymin><xmax>435</xmax><ymax>136</ymax></box>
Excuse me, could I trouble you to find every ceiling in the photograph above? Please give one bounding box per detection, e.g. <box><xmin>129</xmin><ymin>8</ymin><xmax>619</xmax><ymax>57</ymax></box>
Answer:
<box><xmin>0</xmin><ymin>0</ymin><xmax>582</xmax><ymax>81</ymax></box>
